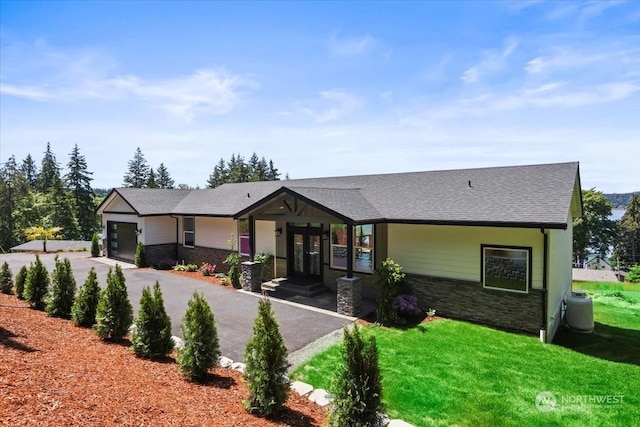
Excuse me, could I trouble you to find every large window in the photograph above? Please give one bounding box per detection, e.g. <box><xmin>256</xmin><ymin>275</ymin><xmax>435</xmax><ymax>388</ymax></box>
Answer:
<box><xmin>482</xmin><ymin>245</ymin><xmax>531</xmax><ymax>293</ymax></box>
<box><xmin>330</xmin><ymin>224</ymin><xmax>374</xmax><ymax>273</ymax></box>
<box><xmin>183</xmin><ymin>217</ymin><xmax>195</xmax><ymax>248</ymax></box>
<box><xmin>238</xmin><ymin>219</ymin><xmax>249</xmax><ymax>256</ymax></box>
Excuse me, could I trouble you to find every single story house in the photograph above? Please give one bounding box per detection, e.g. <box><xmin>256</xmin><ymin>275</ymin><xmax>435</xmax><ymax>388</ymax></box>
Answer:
<box><xmin>97</xmin><ymin>161</ymin><xmax>582</xmax><ymax>343</ymax></box>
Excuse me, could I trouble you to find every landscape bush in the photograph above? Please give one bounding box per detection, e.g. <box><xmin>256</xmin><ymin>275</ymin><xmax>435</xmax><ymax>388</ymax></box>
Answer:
<box><xmin>243</xmin><ymin>298</ymin><xmax>290</xmax><ymax>416</ymax></box>
<box><xmin>173</xmin><ymin>263</ymin><xmax>198</xmax><ymax>272</ymax></box>
<box><xmin>131</xmin><ymin>281</ymin><xmax>174</xmax><ymax>359</ymax></box>
<box><xmin>46</xmin><ymin>257</ymin><xmax>77</xmax><ymax>318</ymax></box>
<box><xmin>155</xmin><ymin>259</ymin><xmax>177</xmax><ymax>270</ymax></box>
<box><xmin>24</xmin><ymin>255</ymin><xmax>50</xmax><ymax>310</ymax></box>
<box><xmin>254</xmin><ymin>253</ymin><xmax>274</xmax><ymax>281</ymax></box>
<box><xmin>224</xmin><ymin>236</ymin><xmax>242</xmax><ymax>289</ymax></box>
<box><xmin>14</xmin><ymin>265</ymin><xmax>28</xmax><ymax>299</ymax></box>
<box><xmin>0</xmin><ymin>261</ymin><xmax>13</xmax><ymax>294</ymax></box>
<box><xmin>71</xmin><ymin>267</ymin><xmax>101</xmax><ymax>327</ymax></box>
<box><xmin>178</xmin><ymin>292</ymin><xmax>220</xmax><ymax>382</ymax></box>
<box><xmin>374</xmin><ymin>258</ymin><xmax>405</xmax><ymax>326</ymax></box>
<box><xmin>94</xmin><ymin>265</ymin><xmax>133</xmax><ymax>341</ymax></box>
<box><xmin>90</xmin><ymin>233</ymin><xmax>101</xmax><ymax>257</ymax></box>
<box><xmin>200</xmin><ymin>262</ymin><xmax>216</xmax><ymax>276</ymax></box>
<box><xmin>627</xmin><ymin>265</ymin><xmax>640</xmax><ymax>283</ymax></box>
<box><xmin>394</xmin><ymin>294</ymin><xmax>423</xmax><ymax>319</ymax></box>
<box><xmin>328</xmin><ymin>324</ymin><xmax>383</xmax><ymax>427</ymax></box>
<box><xmin>134</xmin><ymin>242</ymin><xmax>145</xmax><ymax>268</ymax></box>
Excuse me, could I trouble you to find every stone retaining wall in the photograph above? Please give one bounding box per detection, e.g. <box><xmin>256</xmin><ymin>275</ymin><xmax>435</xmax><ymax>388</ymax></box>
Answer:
<box><xmin>405</xmin><ymin>273</ymin><xmax>544</xmax><ymax>334</ymax></box>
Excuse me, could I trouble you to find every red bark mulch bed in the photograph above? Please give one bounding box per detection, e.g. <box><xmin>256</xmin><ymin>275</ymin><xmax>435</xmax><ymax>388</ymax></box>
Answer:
<box><xmin>164</xmin><ymin>269</ymin><xmax>228</xmax><ymax>288</ymax></box>
<box><xmin>0</xmin><ymin>293</ymin><xmax>326</xmax><ymax>426</ymax></box>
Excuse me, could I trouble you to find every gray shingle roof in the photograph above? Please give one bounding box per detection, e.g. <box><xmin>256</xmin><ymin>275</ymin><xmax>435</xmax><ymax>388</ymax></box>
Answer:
<box><xmin>105</xmin><ymin>162</ymin><xmax>581</xmax><ymax>228</ymax></box>
<box><xmin>104</xmin><ymin>188</ymin><xmax>192</xmax><ymax>216</ymax></box>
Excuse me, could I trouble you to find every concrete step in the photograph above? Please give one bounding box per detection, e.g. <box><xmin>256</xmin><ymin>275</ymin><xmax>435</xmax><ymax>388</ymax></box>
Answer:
<box><xmin>262</xmin><ymin>277</ymin><xmax>326</xmax><ymax>297</ymax></box>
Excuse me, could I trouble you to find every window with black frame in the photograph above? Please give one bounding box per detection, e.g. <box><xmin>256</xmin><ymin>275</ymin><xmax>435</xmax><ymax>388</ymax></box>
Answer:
<box><xmin>482</xmin><ymin>245</ymin><xmax>531</xmax><ymax>293</ymax></box>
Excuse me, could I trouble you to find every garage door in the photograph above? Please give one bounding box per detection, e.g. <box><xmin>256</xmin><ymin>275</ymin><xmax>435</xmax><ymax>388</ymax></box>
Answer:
<box><xmin>107</xmin><ymin>221</ymin><xmax>138</xmax><ymax>263</ymax></box>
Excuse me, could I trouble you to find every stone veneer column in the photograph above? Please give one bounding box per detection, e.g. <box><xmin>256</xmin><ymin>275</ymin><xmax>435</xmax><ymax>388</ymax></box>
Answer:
<box><xmin>241</xmin><ymin>261</ymin><xmax>262</xmax><ymax>292</ymax></box>
<box><xmin>336</xmin><ymin>276</ymin><xmax>362</xmax><ymax>316</ymax></box>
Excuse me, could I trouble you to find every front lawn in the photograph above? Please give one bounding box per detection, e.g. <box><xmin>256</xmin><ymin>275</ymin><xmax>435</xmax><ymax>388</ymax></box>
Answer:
<box><xmin>292</xmin><ymin>291</ymin><xmax>640</xmax><ymax>427</ymax></box>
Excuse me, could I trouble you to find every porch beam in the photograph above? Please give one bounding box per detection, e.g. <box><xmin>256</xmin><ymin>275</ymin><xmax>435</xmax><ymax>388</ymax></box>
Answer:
<box><xmin>249</xmin><ymin>215</ymin><xmax>256</xmax><ymax>261</ymax></box>
<box><xmin>346</xmin><ymin>223</ymin><xmax>354</xmax><ymax>278</ymax></box>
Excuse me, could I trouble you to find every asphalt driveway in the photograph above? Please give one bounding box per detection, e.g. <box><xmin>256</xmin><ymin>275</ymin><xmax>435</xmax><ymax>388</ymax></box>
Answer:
<box><xmin>0</xmin><ymin>252</ymin><xmax>352</xmax><ymax>363</ymax></box>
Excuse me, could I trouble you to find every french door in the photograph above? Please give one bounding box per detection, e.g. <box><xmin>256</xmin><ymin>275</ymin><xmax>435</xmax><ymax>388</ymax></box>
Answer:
<box><xmin>287</xmin><ymin>225</ymin><xmax>322</xmax><ymax>281</ymax></box>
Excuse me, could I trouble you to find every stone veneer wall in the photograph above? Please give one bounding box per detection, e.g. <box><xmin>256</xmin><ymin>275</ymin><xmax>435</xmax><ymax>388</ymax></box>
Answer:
<box><xmin>177</xmin><ymin>246</ymin><xmax>249</xmax><ymax>273</ymax></box>
<box><xmin>405</xmin><ymin>273</ymin><xmax>544</xmax><ymax>334</ymax></box>
<box><xmin>144</xmin><ymin>243</ymin><xmax>177</xmax><ymax>268</ymax></box>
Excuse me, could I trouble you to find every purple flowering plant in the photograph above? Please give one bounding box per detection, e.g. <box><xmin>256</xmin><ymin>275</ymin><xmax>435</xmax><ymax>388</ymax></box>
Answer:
<box><xmin>394</xmin><ymin>294</ymin><xmax>422</xmax><ymax>317</ymax></box>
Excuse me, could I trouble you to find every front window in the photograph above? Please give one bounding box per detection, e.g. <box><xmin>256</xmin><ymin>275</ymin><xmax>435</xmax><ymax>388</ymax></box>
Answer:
<box><xmin>482</xmin><ymin>245</ymin><xmax>531</xmax><ymax>293</ymax></box>
<box><xmin>330</xmin><ymin>224</ymin><xmax>374</xmax><ymax>273</ymax></box>
<box><xmin>238</xmin><ymin>219</ymin><xmax>249</xmax><ymax>255</ymax></box>
<box><xmin>183</xmin><ymin>217</ymin><xmax>195</xmax><ymax>248</ymax></box>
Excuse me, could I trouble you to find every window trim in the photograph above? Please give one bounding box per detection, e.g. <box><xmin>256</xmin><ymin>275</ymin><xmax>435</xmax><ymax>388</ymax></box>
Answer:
<box><xmin>238</xmin><ymin>219</ymin><xmax>250</xmax><ymax>256</ymax></box>
<box><xmin>183</xmin><ymin>216</ymin><xmax>195</xmax><ymax>248</ymax></box>
<box><xmin>481</xmin><ymin>244</ymin><xmax>531</xmax><ymax>294</ymax></box>
<box><xmin>330</xmin><ymin>224</ymin><xmax>375</xmax><ymax>274</ymax></box>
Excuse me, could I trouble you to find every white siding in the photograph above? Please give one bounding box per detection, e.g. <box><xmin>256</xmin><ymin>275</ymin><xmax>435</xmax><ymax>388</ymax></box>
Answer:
<box><xmin>387</xmin><ymin>224</ymin><xmax>544</xmax><ymax>288</ymax></box>
<box><xmin>255</xmin><ymin>220</ymin><xmax>276</xmax><ymax>255</ymax></box>
<box><xmin>142</xmin><ymin>216</ymin><xmax>177</xmax><ymax>245</ymax></box>
<box><xmin>195</xmin><ymin>217</ymin><xmax>236</xmax><ymax>249</ymax></box>
<box><xmin>103</xmin><ymin>195</ymin><xmax>136</xmax><ymax>213</ymax></box>
<box><xmin>102</xmin><ymin>213</ymin><xmax>139</xmax><ymax>230</ymax></box>
<box><xmin>546</xmin><ymin>217</ymin><xmax>573</xmax><ymax>341</ymax></box>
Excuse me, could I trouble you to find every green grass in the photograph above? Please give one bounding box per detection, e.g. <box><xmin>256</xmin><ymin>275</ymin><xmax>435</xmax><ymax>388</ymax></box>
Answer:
<box><xmin>292</xmin><ymin>293</ymin><xmax>640</xmax><ymax>427</ymax></box>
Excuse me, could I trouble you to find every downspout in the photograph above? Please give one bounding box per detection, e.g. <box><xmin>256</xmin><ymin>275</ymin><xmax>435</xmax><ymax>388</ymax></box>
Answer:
<box><xmin>170</xmin><ymin>215</ymin><xmax>179</xmax><ymax>261</ymax></box>
<box><xmin>540</xmin><ymin>228</ymin><xmax>548</xmax><ymax>342</ymax></box>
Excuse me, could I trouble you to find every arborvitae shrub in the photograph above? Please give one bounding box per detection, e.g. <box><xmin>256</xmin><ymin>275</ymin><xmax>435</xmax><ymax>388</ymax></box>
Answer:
<box><xmin>46</xmin><ymin>257</ymin><xmax>77</xmax><ymax>318</ymax></box>
<box><xmin>0</xmin><ymin>261</ymin><xmax>13</xmax><ymax>294</ymax></box>
<box><xmin>91</xmin><ymin>233</ymin><xmax>101</xmax><ymax>257</ymax></box>
<box><xmin>131</xmin><ymin>281</ymin><xmax>174</xmax><ymax>359</ymax></box>
<box><xmin>94</xmin><ymin>265</ymin><xmax>133</xmax><ymax>341</ymax></box>
<box><xmin>178</xmin><ymin>292</ymin><xmax>220</xmax><ymax>382</ymax></box>
<box><xmin>15</xmin><ymin>265</ymin><xmax>29</xmax><ymax>299</ymax></box>
<box><xmin>72</xmin><ymin>267</ymin><xmax>101</xmax><ymax>327</ymax></box>
<box><xmin>134</xmin><ymin>242</ymin><xmax>145</xmax><ymax>267</ymax></box>
<box><xmin>374</xmin><ymin>258</ymin><xmax>405</xmax><ymax>326</ymax></box>
<box><xmin>243</xmin><ymin>298</ymin><xmax>290</xmax><ymax>417</ymax></box>
<box><xmin>24</xmin><ymin>255</ymin><xmax>50</xmax><ymax>310</ymax></box>
<box><xmin>328</xmin><ymin>324</ymin><xmax>383</xmax><ymax>427</ymax></box>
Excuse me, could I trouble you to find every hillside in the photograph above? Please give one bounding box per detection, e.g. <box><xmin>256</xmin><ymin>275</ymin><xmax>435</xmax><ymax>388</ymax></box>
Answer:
<box><xmin>604</xmin><ymin>192</ymin><xmax>640</xmax><ymax>208</ymax></box>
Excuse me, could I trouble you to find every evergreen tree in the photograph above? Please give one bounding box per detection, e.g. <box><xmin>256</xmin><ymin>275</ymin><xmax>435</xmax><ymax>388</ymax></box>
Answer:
<box><xmin>267</xmin><ymin>160</ymin><xmax>280</xmax><ymax>181</ymax></box>
<box><xmin>207</xmin><ymin>158</ymin><xmax>228</xmax><ymax>188</ymax></box>
<box><xmin>614</xmin><ymin>194</ymin><xmax>640</xmax><ymax>268</ymax></box>
<box><xmin>0</xmin><ymin>155</ymin><xmax>29</xmax><ymax>250</ymax></box>
<box><xmin>21</xmin><ymin>154</ymin><xmax>38</xmax><ymax>188</ymax></box>
<box><xmin>328</xmin><ymin>324</ymin><xmax>383</xmax><ymax>427</ymax></box>
<box><xmin>15</xmin><ymin>265</ymin><xmax>29</xmax><ymax>299</ymax></box>
<box><xmin>178</xmin><ymin>292</ymin><xmax>220</xmax><ymax>382</ymax></box>
<box><xmin>91</xmin><ymin>233</ymin><xmax>101</xmax><ymax>257</ymax></box>
<box><xmin>131</xmin><ymin>281</ymin><xmax>174</xmax><ymax>359</ymax></box>
<box><xmin>374</xmin><ymin>258</ymin><xmax>405</xmax><ymax>326</ymax></box>
<box><xmin>71</xmin><ymin>267</ymin><xmax>101</xmax><ymax>327</ymax></box>
<box><xmin>94</xmin><ymin>265</ymin><xmax>133</xmax><ymax>341</ymax></box>
<box><xmin>24</xmin><ymin>254</ymin><xmax>50</xmax><ymax>310</ymax></box>
<box><xmin>134</xmin><ymin>242</ymin><xmax>145</xmax><ymax>267</ymax></box>
<box><xmin>227</xmin><ymin>153</ymin><xmax>249</xmax><ymax>183</ymax></box>
<box><xmin>14</xmin><ymin>189</ymin><xmax>49</xmax><ymax>240</ymax></box>
<box><xmin>243</xmin><ymin>298</ymin><xmax>290</xmax><ymax>416</ymax></box>
<box><xmin>122</xmin><ymin>147</ymin><xmax>150</xmax><ymax>188</ymax></box>
<box><xmin>48</xmin><ymin>178</ymin><xmax>80</xmax><ymax>240</ymax></box>
<box><xmin>46</xmin><ymin>257</ymin><xmax>76</xmax><ymax>318</ymax></box>
<box><xmin>65</xmin><ymin>144</ymin><xmax>97</xmax><ymax>240</ymax></box>
<box><xmin>157</xmin><ymin>163</ymin><xmax>174</xmax><ymax>189</ymax></box>
<box><xmin>146</xmin><ymin>168</ymin><xmax>159</xmax><ymax>188</ymax></box>
<box><xmin>0</xmin><ymin>261</ymin><xmax>13</xmax><ymax>294</ymax></box>
<box><xmin>573</xmin><ymin>188</ymin><xmax>618</xmax><ymax>265</ymax></box>
<box><xmin>37</xmin><ymin>142</ymin><xmax>61</xmax><ymax>192</ymax></box>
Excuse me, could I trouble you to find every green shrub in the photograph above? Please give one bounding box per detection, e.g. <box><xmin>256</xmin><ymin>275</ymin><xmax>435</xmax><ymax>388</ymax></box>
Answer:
<box><xmin>328</xmin><ymin>324</ymin><xmax>383</xmax><ymax>427</ymax></box>
<box><xmin>131</xmin><ymin>281</ymin><xmax>174</xmax><ymax>359</ymax></box>
<box><xmin>24</xmin><ymin>255</ymin><xmax>50</xmax><ymax>310</ymax></box>
<box><xmin>229</xmin><ymin>265</ymin><xmax>241</xmax><ymax>289</ymax></box>
<box><xmin>173</xmin><ymin>263</ymin><xmax>198</xmax><ymax>272</ymax></box>
<box><xmin>134</xmin><ymin>242</ymin><xmax>145</xmax><ymax>267</ymax></box>
<box><xmin>243</xmin><ymin>298</ymin><xmax>290</xmax><ymax>416</ymax></box>
<box><xmin>374</xmin><ymin>258</ymin><xmax>405</xmax><ymax>326</ymax></box>
<box><xmin>91</xmin><ymin>233</ymin><xmax>100</xmax><ymax>257</ymax></box>
<box><xmin>0</xmin><ymin>261</ymin><xmax>13</xmax><ymax>294</ymax></box>
<box><xmin>94</xmin><ymin>265</ymin><xmax>133</xmax><ymax>341</ymax></box>
<box><xmin>14</xmin><ymin>265</ymin><xmax>28</xmax><ymax>299</ymax></box>
<box><xmin>224</xmin><ymin>236</ymin><xmax>242</xmax><ymax>289</ymax></box>
<box><xmin>71</xmin><ymin>267</ymin><xmax>101</xmax><ymax>327</ymax></box>
<box><xmin>627</xmin><ymin>265</ymin><xmax>640</xmax><ymax>284</ymax></box>
<box><xmin>255</xmin><ymin>253</ymin><xmax>274</xmax><ymax>281</ymax></box>
<box><xmin>46</xmin><ymin>257</ymin><xmax>77</xmax><ymax>318</ymax></box>
<box><xmin>178</xmin><ymin>292</ymin><xmax>220</xmax><ymax>381</ymax></box>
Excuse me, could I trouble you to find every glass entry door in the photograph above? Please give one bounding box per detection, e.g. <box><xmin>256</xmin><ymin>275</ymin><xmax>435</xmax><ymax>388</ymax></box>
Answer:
<box><xmin>288</xmin><ymin>226</ymin><xmax>322</xmax><ymax>280</ymax></box>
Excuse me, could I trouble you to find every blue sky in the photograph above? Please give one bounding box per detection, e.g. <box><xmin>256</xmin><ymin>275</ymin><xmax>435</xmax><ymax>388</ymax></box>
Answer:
<box><xmin>1</xmin><ymin>0</ymin><xmax>639</xmax><ymax>192</ymax></box>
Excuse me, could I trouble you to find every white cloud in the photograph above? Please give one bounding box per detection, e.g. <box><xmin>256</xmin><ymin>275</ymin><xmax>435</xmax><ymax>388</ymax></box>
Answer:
<box><xmin>298</xmin><ymin>89</ymin><xmax>361</xmax><ymax>123</ymax></box>
<box><xmin>328</xmin><ymin>32</ymin><xmax>378</xmax><ymax>56</ymax></box>
<box><xmin>461</xmin><ymin>37</ymin><xmax>519</xmax><ymax>84</ymax></box>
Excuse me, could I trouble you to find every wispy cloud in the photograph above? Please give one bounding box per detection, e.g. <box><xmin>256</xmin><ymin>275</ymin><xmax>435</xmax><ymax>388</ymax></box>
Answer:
<box><xmin>297</xmin><ymin>89</ymin><xmax>361</xmax><ymax>123</ymax></box>
<box><xmin>461</xmin><ymin>37</ymin><xmax>519</xmax><ymax>84</ymax></box>
<box><xmin>328</xmin><ymin>32</ymin><xmax>378</xmax><ymax>56</ymax></box>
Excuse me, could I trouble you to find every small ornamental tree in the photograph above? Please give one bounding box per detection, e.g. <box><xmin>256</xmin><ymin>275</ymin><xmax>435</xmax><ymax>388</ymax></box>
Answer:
<box><xmin>134</xmin><ymin>242</ymin><xmax>145</xmax><ymax>268</ymax></box>
<box><xmin>71</xmin><ymin>267</ymin><xmax>101</xmax><ymax>327</ymax></box>
<box><xmin>178</xmin><ymin>292</ymin><xmax>220</xmax><ymax>382</ymax></box>
<box><xmin>94</xmin><ymin>265</ymin><xmax>133</xmax><ymax>341</ymax></box>
<box><xmin>91</xmin><ymin>233</ymin><xmax>100</xmax><ymax>257</ymax></box>
<box><xmin>15</xmin><ymin>265</ymin><xmax>29</xmax><ymax>299</ymax></box>
<box><xmin>243</xmin><ymin>298</ymin><xmax>290</xmax><ymax>417</ymax></box>
<box><xmin>46</xmin><ymin>257</ymin><xmax>77</xmax><ymax>318</ymax></box>
<box><xmin>374</xmin><ymin>258</ymin><xmax>405</xmax><ymax>326</ymax></box>
<box><xmin>24</xmin><ymin>255</ymin><xmax>50</xmax><ymax>310</ymax></box>
<box><xmin>131</xmin><ymin>281</ymin><xmax>174</xmax><ymax>359</ymax></box>
<box><xmin>0</xmin><ymin>261</ymin><xmax>13</xmax><ymax>294</ymax></box>
<box><xmin>328</xmin><ymin>324</ymin><xmax>383</xmax><ymax>427</ymax></box>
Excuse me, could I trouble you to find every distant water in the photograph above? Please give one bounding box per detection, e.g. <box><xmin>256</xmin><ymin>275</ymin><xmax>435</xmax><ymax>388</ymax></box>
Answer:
<box><xmin>610</xmin><ymin>209</ymin><xmax>625</xmax><ymax>221</ymax></box>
